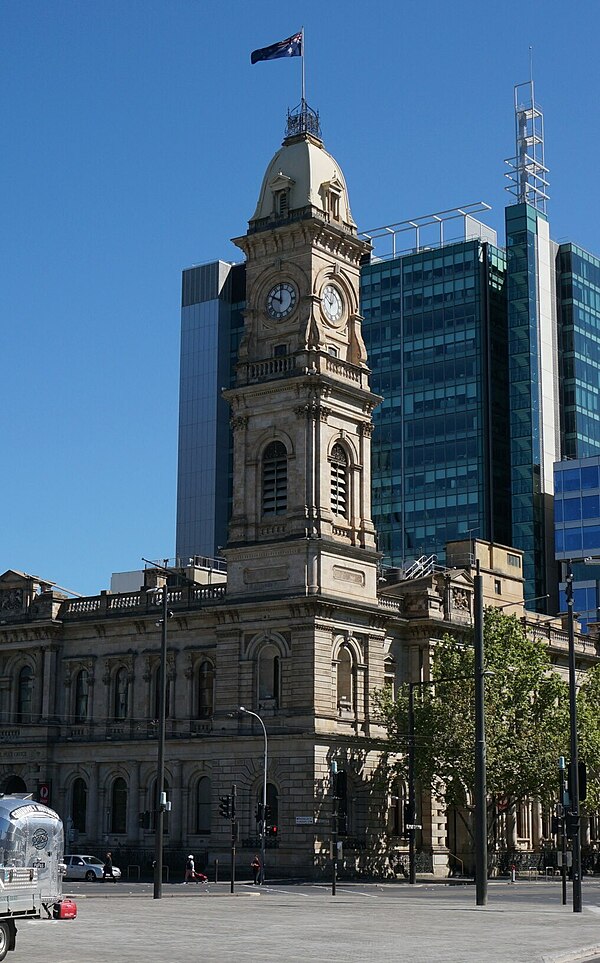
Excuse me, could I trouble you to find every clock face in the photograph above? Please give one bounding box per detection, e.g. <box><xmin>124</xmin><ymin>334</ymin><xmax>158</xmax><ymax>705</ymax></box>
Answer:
<box><xmin>266</xmin><ymin>282</ymin><xmax>297</xmax><ymax>320</ymax></box>
<box><xmin>321</xmin><ymin>283</ymin><xmax>344</xmax><ymax>324</ymax></box>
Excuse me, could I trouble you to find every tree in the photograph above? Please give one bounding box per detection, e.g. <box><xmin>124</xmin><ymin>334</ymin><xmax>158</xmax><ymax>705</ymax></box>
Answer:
<box><xmin>375</xmin><ymin>608</ymin><xmax>571</xmax><ymax>821</ymax></box>
<box><xmin>576</xmin><ymin>663</ymin><xmax>600</xmax><ymax>812</ymax></box>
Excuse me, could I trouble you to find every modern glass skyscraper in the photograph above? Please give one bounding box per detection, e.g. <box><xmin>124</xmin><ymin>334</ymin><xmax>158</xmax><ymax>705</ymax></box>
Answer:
<box><xmin>175</xmin><ymin>260</ymin><xmax>244</xmax><ymax>562</ymax></box>
<box><xmin>557</xmin><ymin>243</ymin><xmax>600</xmax><ymax>459</ymax></box>
<box><xmin>505</xmin><ymin>202</ymin><xmax>560</xmax><ymax>608</ymax></box>
<box><xmin>361</xmin><ymin>232</ymin><xmax>510</xmax><ymax>567</ymax></box>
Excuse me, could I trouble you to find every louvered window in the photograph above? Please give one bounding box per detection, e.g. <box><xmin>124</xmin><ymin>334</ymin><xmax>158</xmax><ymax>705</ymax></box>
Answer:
<box><xmin>330</xmin><ymin>443</ymin><xmax>348</xmax><ymax>517</ymax></box>
<box><xmin>262</xmin><ymin>441</ymin><xmax>287</xmax><ymax>515</ymax></box>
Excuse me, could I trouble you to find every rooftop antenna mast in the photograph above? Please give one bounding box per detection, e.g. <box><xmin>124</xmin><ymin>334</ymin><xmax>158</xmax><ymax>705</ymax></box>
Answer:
<box><xmin>504</xmin><ymin>52</ymin><xmax>550</xmax><ymax>213</ymax></box>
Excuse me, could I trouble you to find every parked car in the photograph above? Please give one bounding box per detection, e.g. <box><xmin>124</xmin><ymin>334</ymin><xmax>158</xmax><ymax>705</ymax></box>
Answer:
<box><xmin>64</xmin><ymin>855</ymin><xmax>122</xmax><ymax>882</ymax></box>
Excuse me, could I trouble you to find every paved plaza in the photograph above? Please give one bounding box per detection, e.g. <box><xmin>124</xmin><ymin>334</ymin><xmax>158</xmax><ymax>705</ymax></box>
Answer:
<box><xmin>12</xmin><ymin>879</ymin><xmax>600</xmax><ymax>963</ymax></box>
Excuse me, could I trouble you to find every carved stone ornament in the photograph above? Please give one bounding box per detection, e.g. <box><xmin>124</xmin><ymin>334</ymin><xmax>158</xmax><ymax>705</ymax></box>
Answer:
<box><xmin>0</xmin><ymin>589</ymin><xmax>24</xmax><ymax>613</ymax></box>
<box><xmin>452</xmin><ymin>588</ymin><xmax>470</xmax><ymax>611</ymax></box>
<box><xmin>231</xmin><ymin>415</ymin><xmax>249</xmax><ymax>431</ymax></box>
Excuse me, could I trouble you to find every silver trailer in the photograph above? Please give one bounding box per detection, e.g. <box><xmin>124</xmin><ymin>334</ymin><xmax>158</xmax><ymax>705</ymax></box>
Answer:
<box><xmin>0</xmin><ymin>794</ymin><xmax>69</xmax><ymax>959</ymax></box>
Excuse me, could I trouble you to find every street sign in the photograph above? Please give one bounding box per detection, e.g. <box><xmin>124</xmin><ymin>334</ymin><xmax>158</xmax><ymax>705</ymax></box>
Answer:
<box><xmin>406</xmin><ymin>823</ymin><xmax>422</xmax><ymax>830</ymax></box>
<box><xmin>295</xmin><ymin>816</ymin><xmax>314</xmax><ymax>825</ymax></box>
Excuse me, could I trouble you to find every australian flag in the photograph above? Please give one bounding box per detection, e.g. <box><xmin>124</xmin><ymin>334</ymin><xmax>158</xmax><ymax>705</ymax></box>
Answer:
<box><xmin>251</xmin><ymin>32</ymin><xmax>302</xmax><ymax>65</ymax></box>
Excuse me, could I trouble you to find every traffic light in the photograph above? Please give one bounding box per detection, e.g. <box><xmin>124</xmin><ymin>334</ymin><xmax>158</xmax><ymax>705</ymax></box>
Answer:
<box><xmin>567</xmin><ymin>761</ymin><xmax>587</xmax><ymax>802</ymax></box>
<box><xmin>255</xmin><ymin>803</ymin><xmax>263</xmax><ymax>822</ymax></box>
<box><xmin>218</xmin><ymin>795</ymin><xmax>231</xmax><ymax>819</ymax></box>
<box><xmin>266</xmin><ymin>825</ymin><xmax>278</xmax><ymax>838</ymax></box>
<box><xmin>264</xmin><ymin>805</ymin><xmax>271</xmax><ymax>822</ymax></box>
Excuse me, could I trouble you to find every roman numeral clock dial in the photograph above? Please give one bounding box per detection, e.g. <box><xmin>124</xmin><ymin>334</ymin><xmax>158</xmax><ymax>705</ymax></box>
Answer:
<box><xmin>266</xmin><ymin>281</ymin><xmax>297</xmax><ymax>320</ymax></box>
<box><xmin>321</xmin><ymin>283</ymin><xmax>344</xmax><ymax>325</ymax></box>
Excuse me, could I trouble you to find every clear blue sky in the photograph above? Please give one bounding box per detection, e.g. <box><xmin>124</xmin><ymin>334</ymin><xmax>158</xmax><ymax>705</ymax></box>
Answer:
<box><xmin>2</xmin><ymin>0</ymin><xmax>600</xmax><ymax>596</ymax></box>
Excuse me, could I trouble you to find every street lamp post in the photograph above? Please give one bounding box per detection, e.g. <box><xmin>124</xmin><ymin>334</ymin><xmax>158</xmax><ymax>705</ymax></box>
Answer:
<box><xmin>240</xmin><ymin>707</ymin><xmax>268</xmax><ymax>885</ymax></box>
<box><xmin>473</xmin><ymin>558</ymin><xmax>487</xmax><ymax>906</ymax></box>
<box><xmin>566</xmin><ymin>560</ymin><xmax>583</xmax><ymax>913</ymax></box>
<box><xmin>153</xmin><ymin>583</ymin><xmax>169</xmax><ymax>900</ymax></box>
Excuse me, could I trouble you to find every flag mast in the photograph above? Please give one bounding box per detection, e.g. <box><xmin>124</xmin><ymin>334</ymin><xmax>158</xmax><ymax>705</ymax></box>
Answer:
<box><xmin>301</xmin><ymin>26</ymin><xmax>305</xmax><ymax>106</ymax></box>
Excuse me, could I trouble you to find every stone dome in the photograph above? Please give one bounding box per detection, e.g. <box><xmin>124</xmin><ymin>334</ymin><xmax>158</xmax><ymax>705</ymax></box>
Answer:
<box><xmin>249</xmin><ymin>132</ymin><xmax>356</xmax><ymax>233</ymax></box>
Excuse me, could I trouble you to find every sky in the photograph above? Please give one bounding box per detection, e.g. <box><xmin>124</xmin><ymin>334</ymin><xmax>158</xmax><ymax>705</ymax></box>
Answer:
<box><xmin>2</xmin><ymin>0</ymin><xmax>600</xmax><ymax>596</ymax></box>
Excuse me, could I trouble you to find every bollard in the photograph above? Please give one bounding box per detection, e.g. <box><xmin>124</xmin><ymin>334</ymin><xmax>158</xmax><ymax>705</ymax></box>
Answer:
<box><xmin>214</xmin><ymin>859</ymin><xmax>219</xmax><ymax>884</ymax></box>
<box><xmin>510</xmin><ymin>863</ymin><xmax>516</xmax><ymax>884</ymax></box>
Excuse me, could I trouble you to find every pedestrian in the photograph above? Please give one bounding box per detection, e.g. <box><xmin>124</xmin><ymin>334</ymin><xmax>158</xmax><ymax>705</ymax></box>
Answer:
<box><xmin>103</xmin><ymin>852</ymin><xmax>116</xmax><ymax>883</ymax></box>
<box><xmin>250</xmin><ymin>854</ymin><xmax>261</xmax><ymax>885</ymax></box>
<box><xmin>184</xmin><ymin>854</ymin><xmax>195</xmax><ymax>883</ymax></box>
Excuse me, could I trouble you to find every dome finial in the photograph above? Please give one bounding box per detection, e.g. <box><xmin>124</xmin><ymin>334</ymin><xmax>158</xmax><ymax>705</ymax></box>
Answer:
<box><xmin>285</xmin><ymin>99</ymin><xmax>321</xmax><ymax>142</ymax></box>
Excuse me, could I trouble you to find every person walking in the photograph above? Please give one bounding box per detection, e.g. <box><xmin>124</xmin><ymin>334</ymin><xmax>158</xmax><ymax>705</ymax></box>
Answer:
<box><xmin>103</xmin><ymin>852</ymin><xmax>116</xmax><ymax>882</ymax></box>
<box><xmin>250</xmin><ymin>854</ymin><xmax>261</xmax><ymax>885</ymax></box>
<box><xmin>184</xmin><ymin>854</ymin><xmax>196</xmax><ymax>883</ymax></box>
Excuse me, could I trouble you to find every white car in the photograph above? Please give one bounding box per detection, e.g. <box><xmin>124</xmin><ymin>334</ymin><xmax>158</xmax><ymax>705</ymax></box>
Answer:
<box><xmin>64</xmin><ymin>855</ymin><xmax>122</xmax><ymax>881</ymax></box>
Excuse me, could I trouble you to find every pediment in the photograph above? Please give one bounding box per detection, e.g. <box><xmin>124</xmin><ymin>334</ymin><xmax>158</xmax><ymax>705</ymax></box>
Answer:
<box><xmin>269</xmin><ymin>172</ymin><xmax>295</xmax><ymax>192</ymax></box>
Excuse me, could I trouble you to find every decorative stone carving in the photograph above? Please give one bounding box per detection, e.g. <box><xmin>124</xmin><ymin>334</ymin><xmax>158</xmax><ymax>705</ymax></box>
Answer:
<box><xmin>452</xmin><ymin>588</ymin><xmax>470</xmax><ymax>611</ymax></box>
<box><xmin>0</xmin><ymin>590</ymin><xmax>23</xmax><ymax>613</ymax></box>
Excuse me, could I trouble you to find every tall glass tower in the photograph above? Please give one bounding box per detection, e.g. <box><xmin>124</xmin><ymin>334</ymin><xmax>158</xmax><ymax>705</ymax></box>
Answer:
<box><xmin>175</xmin><ymin>261</ymin><xmax>245</xmax><ymax>562</ymax></box>
<box><xmin>360</xmin><ymin>216</ymin><xmax>510</xmax><ymax>567</ymax></box>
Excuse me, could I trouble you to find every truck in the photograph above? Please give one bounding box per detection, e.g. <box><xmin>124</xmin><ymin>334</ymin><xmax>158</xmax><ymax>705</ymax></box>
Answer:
<box><xmin>0</xmin><ymin>793</ymin><xmax>74</xmax><ymax>959</ymax></box>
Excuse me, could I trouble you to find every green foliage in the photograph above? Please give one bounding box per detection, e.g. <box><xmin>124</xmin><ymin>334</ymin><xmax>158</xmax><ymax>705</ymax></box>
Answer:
<box><xmin>576</xmin><ymin>664</ymin><xmax>600</xmax><ymax>811</ymax></box>
<box><xmin>375</xmin><ymin>608</ymin><xmax>571</xmax><ymax>810</ymax></box>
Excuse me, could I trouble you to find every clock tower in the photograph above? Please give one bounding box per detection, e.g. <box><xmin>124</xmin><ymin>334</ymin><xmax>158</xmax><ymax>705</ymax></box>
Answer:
<box><xmin>223</xmin><ymin>104</ymin><xmax>381</xmax><ymax>604</ymax></box>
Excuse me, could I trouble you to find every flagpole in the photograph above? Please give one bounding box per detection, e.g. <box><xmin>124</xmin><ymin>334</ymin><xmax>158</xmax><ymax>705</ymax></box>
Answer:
<box><xmin>301</xmin><ymin>26</ymin><xmax>305</xmax><ymax>106</ymax></box>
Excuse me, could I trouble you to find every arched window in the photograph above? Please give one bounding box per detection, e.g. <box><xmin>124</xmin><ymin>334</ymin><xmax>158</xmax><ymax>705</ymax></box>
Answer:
<box><xmin>16</xmin><ymin>666</ymin><xmax>33</xmax><ymax>723</ymax></box>
<box><xmin>153</xmin><ymin>666</ymin><xmax>171</xmax><ymax>721</ymax></box>
<box><xmin>110</xmin><ymin>777</ymin><xmax>127</xmax><ymax>834</ymax></box>
<box><xmin>330</xmin><ymin>444</ymin><xmax>348</xmax><ymax>517</ymax></box>
<box><xmin>258</xmin><ymin>644</ymin><xmax>280</xmax><ymax>706</ymax></box>
<box><xmin>337</xmin><ymin>645</ymin><xmax>353</xmax><ymax>709</ymax></box>
<box><xmin>74</xmin><ymin>669</ymin><xmax>89</xmax><ymax>722</ymax></box>
<box><xmin>196</xmin><ymin>776</ymin><xmax>211</xmax><ymax>834</ymax></box>
<box><xmin>72</xmin><ymin>777</ymin><xmax>87</xmax><ymax>834</ymax></box>
<box><xmin>262</xmin><ymin>441</ymin><xmax>287</xmax><ymax>515</ymax></box>
<box><xmin>114</xmin><ymin>668</ymin><xmax>129</xmax><ymax>720</ymax></box>
<box><xmin>197</xmin><ymin>661</ymin><xmax>215</xmax><ymax>719</ymax></box>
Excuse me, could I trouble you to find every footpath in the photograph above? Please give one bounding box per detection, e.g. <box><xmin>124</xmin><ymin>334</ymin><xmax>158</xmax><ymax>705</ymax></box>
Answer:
<box><xmin>16</xmin><ymin>879</ymin><xmax>600</xmax><ymax>963</ymax></box>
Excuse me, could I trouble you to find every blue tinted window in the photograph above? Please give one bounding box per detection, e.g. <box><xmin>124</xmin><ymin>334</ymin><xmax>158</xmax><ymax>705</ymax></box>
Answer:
<box><xmin>563</xmin><ymin>498</ymin><xmax>581</xmax><ymax>521</ymax></box>
<box><xmin>563</xmin><ymin>469</ymin><xmax>581</xmax><ymax>491</ymax></box>
<box><xmin>581</xmin><ymin>465</ymin><xmax>600</xmax><ymax>490</ymax></box>
<box><xmin>582</xmin><ymin>495</ymin><xmax>600</xmax><ymax>519</ymax></box>
<box><xmin>565</xmin><ymin>528</ymin><xmax>583</xmax><ymax>552</ymax></box>
<box><xmin>583</xmin><ymin>525</ymin><xmax>600</xmax><ymax>550</ymax></box>
<box><xmin>555</xmin><ymin>500</ymin><xmax>564</xmax><ymax>522</ymax></box>
<box><xmin>555</xmin><ymin>470</ymin><xmax>563</xmax><ymax>493</ymax></box>
<box><xmin>555</xmin><ymin>529</ymin><xmax>565</xmax><ymax>552</ymax></box>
